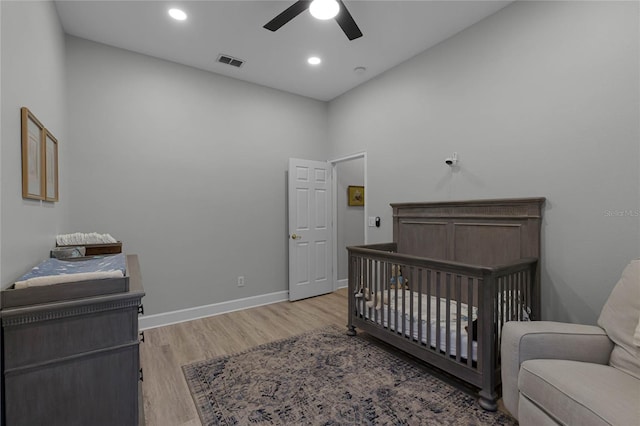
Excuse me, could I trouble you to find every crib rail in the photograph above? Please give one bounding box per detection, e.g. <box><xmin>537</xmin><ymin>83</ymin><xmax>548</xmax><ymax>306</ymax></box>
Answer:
<box><xmin>347</xmin><ymin>243</ymin><xmax>538</xmax><ymax>403</ymax></box>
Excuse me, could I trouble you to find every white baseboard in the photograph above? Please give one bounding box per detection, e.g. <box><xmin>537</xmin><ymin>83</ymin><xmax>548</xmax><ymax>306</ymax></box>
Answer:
<box><xmin>336</xmin><ymin>278</ymin><xmax>348</xmax><ymax>289</ymax></box>
<box><xmin>139</xmin><ymin>290</ymin><xmax>289</xmax><ymax>330</ymax></box>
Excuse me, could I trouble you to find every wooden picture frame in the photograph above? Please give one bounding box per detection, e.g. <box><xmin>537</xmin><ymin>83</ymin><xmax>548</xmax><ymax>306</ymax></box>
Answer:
<box><xmin>44</xmin><ymin>129</ymin><xmax>59</xmax><ymax>202</ymax></box>
<box><xmin>348</xmin><ymin>185</ymin><xmax>364</xmax><ymax>206</ymax></box>
<box><xmin>21</xmin><ymin>107</ymin><xmax>45</xmax><ymax>200</ymax></box>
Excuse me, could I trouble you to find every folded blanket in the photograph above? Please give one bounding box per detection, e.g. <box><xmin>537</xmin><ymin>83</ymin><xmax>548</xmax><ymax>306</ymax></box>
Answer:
<box><xmin>14</xmin><ymin>270</ymin><xmax>124</xmax><ymax>289</ymax></box>
<box><xmin>56</xmin><ymin>232</ymin><xmax>117</xmax><ymax>246</ymax></box>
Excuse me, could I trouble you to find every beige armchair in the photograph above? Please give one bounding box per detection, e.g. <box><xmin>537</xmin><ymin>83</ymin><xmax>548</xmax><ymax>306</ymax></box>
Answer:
<box><xmin>500</xmin><ymin>259</ymin><xmax>640</xmax><ymax>425</ymax></box>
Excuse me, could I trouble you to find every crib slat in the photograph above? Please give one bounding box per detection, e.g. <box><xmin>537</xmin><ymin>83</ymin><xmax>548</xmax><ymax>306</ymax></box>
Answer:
<box><xmin>512</xmin><ymin>273</ymin><xmax>516</xmax><ymax>320</ymax></box>
<box><xmin>435</xmin><ymin>271</ymin><xmax>441</xmax><ymax>356</ymax></box>
<box><xmin>524</xmin><ymin>270</ymin><xmax>529</xmax><ymax>318</ymax></box>
<box><xmin>510</xmin><ymin>272</ymin><xmax>515</xmax><ymax>321</ymax></box>
<box><xmin>512</xmin><ymin>272</ymin><xmax>517</xmax><ymax>321</ymax></box>
<box><xmin>525</xmin><ymin>270</ymin><xmax>529</xmax><ymax>318</ymax></box>
<box><xmin>418</xmin><ymin>268</ymin><xmax>423</xmax><ymax>346</ymax></box>
<box><xmin>371</xmin><ymin>259</ymin><xmax>377</xmax><ymax>324</ymax></box>
<box><xmin>526</xmin><ymin>269</ymin><xmax>532</xmax><ymax>318</ymax></box>
<box><xmin>360</xmin><ymin>256</ymin><xmax>365</xmax><ymax>320</ymax></box>
<box><xmin>391</xmin><ymin>262</ymin><xmax>396</xmax><ymax>333</ymax></box>
<box><xmin>505</xmin><ymin>275</ymin><xmax>509</xmax><ymax>322</ymax></box>
<box><xmin>364</xmin><ymin>258</ymin><xmax>369</xmax><ymax>319</ymax></box>
<box><xmin>445</xmin><ymin>273</ymin><xmax>451</xmax><ymax>359</ymax></box>
<box><xmin>455</xmin><ymin>274</ymin><xmax>462</xmax><ymax>363</ymax></box>
<box><xmin>519</xmin><ymin>270</ymin><xmax>524</xmax><ymax>320</ymax></box>
<box><xmin>409</xmin><ymin>266</ymin><xmax>415</xmax><ymax>343</ymax></box>
<box><xmin>368</xmin><ymin>258</ymin><xmax>373</xmax><ymax>321</ymax></box>
<box><xmin>426</xmin><ymin>269</ymin><xmax>432</xmax><ymax>351</ymax></box>
<box><xmin>516</xmin><ymin>271</ymin><xmax>522</xmax><ymax>321</ymax></box>
<box><xmin>385</xmin><ymin>264</ymin><xmax>398</xmax><ymax>333</ymax></box>
<box><xmin>499</xmin><ymin>275</ymin><xmax>504</xmax><ymax>326</ymax></box>
<box><xmin>400</xmin><ymin>264</ymin><xmax>406</xmax><ymax>337</ymax></box>
<box><xmin>357</xmin><ymin>257</ymin><xmax>364</xmax><ymax>319</ymax></box>
<box><xmin>516</xmin><ymin>271</ymin><xmax>521</xmax><ymax>320</ymax></box>
<box><xmin>476</xmin><ymin>276</ymin><xmax>484</xmax><ymax>374</ymax></box>
<box><xmin>351</xmin><ymin>255</ymin><xmax>356</xmax><ymax>318</ymax></box>
<box><xmin>467</xmin><ymin>277</ymin><xmax>474</xmax><ymax>368</ymax></box>
<box><xmin>377</xmin><ymin>260</ymin><xmax>382</xmax><ymax>322</ymax></box>
<box><xmin>387</xmin><ymin>262</ymin><xmax>392</xmax><ymax>333</ymax></box>
<box><xmin>514</xmin><ymin>272</ymin><xmax>518</xmax><ymax>321</ymax></box>
<box><xmin>499</xmin><ymin>277</ymin><xmax>505</xmax><ymax>329</ymax></box>
<box><xmin>505</xmin><ymin>277</ymin><xmax>509</xmax><ymax>327</ymax></box>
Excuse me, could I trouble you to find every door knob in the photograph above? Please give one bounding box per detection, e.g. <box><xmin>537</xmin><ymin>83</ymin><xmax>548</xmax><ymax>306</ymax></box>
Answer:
<box><xmin>291</xmin><ymin>234</ymin><xmax>301</xmax><ymax>240</ymax></box>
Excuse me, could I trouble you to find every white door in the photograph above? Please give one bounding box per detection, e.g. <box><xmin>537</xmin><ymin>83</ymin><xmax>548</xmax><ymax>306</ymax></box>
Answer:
<box><xmin>288</xmin><ymin>158</ymin><xmax>333</xmax><ymax>301</ymax></box>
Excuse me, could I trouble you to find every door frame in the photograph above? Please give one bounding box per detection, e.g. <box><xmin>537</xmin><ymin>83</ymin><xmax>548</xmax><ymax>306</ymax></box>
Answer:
<box><xmin>329</xmin><ymin>152</ymin><xmax>368</xmax><ymax>291</ymax></box>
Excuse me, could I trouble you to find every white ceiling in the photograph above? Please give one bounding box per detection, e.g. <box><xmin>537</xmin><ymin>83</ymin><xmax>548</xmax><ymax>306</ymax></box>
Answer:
<box><xmin>54</xmin><ymin>0</ymin><xmax>512</xmax><ymax>101</ymax></box>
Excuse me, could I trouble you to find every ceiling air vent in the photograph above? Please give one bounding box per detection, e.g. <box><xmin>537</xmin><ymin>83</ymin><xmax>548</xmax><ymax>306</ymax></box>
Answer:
<box><xmin>217</xmin><ymin>54</ymin><xmax>244</xmax><ymax>68</ymax></box>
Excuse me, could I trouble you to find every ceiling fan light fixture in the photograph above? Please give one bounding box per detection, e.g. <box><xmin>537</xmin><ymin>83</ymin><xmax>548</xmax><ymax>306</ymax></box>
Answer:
<box><xmin>168</xmin><ymin>8</ymin><xmax>187</xmax><ymax>21</ymax></box>
<box><xmin>309</xmin><ymin>0</ymin><xmax>340</xmax><ymax>20</ymax></box>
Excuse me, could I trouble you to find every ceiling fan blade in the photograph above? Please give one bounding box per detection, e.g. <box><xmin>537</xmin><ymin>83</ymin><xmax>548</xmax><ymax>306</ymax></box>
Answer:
<box><xmin>335</xmin><ymin>0</ymin><xmax>362</xmax><ymax>40</ymax></box>
<box><xmin>264</xmin><ymin>0</ymin><xmax>312</xmax><ymax>32</ymax></box>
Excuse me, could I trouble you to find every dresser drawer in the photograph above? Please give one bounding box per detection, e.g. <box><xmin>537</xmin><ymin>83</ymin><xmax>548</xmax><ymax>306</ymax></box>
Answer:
<box><xmin>4</xmin><ymin>344</ymin><xmax>139</xmax><ymax>426</ymax></box>
<box><xmin>3</xmin><ymin>303</ymin><xmax>139</xmax><ymax>370</ymax></box>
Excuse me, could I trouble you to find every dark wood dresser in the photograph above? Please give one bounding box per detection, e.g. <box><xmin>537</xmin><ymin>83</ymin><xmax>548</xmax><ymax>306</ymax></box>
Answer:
<box><xmin>0</xmin><ymin>254</ymin><xmax>145</xmax><ymax>425</ymax></box>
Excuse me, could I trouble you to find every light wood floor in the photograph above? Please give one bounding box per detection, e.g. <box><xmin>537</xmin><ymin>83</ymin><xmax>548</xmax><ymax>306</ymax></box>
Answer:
<box><xmin>139</xmin><ymin>288</ymin><xmax>348</xmax><ymax>426</ymax></box>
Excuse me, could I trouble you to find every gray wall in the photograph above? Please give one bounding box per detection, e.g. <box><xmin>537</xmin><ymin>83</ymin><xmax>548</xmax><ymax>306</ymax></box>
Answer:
<box><xmin>328</xmin><ymin>0</ymin><xmax>640</xmax><ymax>325</ymax></box>
<box><xmin>336</xmin><ymin>159</ymin><xmax>364</xmax><ymax>280</ymax></box>
<box><xmin>65</xmin><ymin>37</ymin><xmax>328</xmax><ymax>315</ymax></box>
<box><xmin>1</xmin><ymin>0</ymin><xmax>68</xmax><ymax>286</ymax></box>
<box><xmin>2</xmin><ymin>1</ymin><xmax>638</xmax><ymax>327</ymax></box>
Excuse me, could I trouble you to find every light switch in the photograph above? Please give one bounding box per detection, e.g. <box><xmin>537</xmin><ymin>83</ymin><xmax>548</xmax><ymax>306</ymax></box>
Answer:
<box><xmin>368</xmin><ymin>216</ymin><xmax>376</xmax><ymax>227</ymax></box>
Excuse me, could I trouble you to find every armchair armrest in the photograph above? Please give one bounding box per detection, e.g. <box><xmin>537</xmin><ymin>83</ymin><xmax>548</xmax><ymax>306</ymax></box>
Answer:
<box><xmin>500</xmin><ymin>321</ymin><xmax>614</xmax><ymax>419</ymax></box>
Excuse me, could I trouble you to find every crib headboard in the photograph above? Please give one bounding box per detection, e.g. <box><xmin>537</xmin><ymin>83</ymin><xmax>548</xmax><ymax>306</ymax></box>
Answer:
<box><xmin>391</xmin><ymin>198</ymin><xmax>545</xmax><ymax>266</ymax></box>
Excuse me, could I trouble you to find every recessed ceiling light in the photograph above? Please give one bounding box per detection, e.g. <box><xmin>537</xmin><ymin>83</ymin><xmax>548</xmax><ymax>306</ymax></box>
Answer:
<box><xmin>354</xmin><ymin>66</ymin><xmax>366</xmax><ymax>75</ymax></box>
<box><xmin>168</xmin><ymin>8</ymin><xmax>187</xmax><ymax>21</ymax></box>
<box><xmin>309</xmin><ymin>0</ymin><xmax>339</xmax><ymax>20</ymax></box>
<box><xmin>307</xmin><ymin>56</ymin><xmax>322</xmax><ymax>65</ymax></box>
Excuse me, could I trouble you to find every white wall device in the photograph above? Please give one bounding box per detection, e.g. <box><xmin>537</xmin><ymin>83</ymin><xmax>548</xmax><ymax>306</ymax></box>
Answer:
<box><xmin>445</xmin><ymin>152</ymin><xmax>458</xmax><ymax>166</ymax></box>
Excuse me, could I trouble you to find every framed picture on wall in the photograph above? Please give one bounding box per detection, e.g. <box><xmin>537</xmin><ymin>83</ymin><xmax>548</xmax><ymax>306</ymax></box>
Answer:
<box><xmin>348</xmin><ymin>185</ymin><xmax>364</xmax><ymax>206</ymax></box>
<box><xmin>44</xmin><ymin>129</ymin><xmax>59</xmax><ymax>202</ymax></box>
<box><xmin>21</xmin><ymin>107</ymin><xmax>45</xmax><ymax>200</ymax></box>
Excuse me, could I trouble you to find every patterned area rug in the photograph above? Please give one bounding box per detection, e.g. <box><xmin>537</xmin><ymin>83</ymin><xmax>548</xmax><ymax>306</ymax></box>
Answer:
<box><xmin>182</xmin><ymin>326</ymin><xmax>515</xmax><ymax>425</ymax></box>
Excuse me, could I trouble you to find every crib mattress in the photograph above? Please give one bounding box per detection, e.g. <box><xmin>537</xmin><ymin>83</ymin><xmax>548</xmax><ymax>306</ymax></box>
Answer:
<box><xmin>356</xmin><ymin>291</ymin><xmax>479</xmax><ymax>361</ymax></box>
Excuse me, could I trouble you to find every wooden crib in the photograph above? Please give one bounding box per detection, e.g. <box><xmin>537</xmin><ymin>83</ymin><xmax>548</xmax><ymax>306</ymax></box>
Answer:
<box><xmin>347</xmin><ymin>198</ymin><xmax>545</xmax><ymax>411</ymax></box>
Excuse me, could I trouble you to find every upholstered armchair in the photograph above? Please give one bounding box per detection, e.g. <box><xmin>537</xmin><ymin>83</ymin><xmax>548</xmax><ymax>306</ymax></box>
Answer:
<box><xmin>500</xmin><ymin>259</ymin><xmax>640</xmax><ymax>425</ymax></box>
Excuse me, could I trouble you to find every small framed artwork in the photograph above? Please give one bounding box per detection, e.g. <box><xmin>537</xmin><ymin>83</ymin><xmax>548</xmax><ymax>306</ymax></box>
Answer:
<box><xmin>348</xmin><ymin>185</ymin><xmax>365</xmax><ymax>206</ymax></box>
<box><xmin>21</xmin><ymin>107</ymin><xmax>45</xmax><ymax>200</ymax></box>
<box><xmin>44</xmin><ymin>129</ymin><xmax>59</xmax><ymax>202</ymax></box>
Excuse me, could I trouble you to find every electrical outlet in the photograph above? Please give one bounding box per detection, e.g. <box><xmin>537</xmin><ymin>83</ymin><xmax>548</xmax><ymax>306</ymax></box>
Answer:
<box><xmin>237</xmin><ymin>276</ymin><xmax>245</xmax><ymax>287</ymax></box>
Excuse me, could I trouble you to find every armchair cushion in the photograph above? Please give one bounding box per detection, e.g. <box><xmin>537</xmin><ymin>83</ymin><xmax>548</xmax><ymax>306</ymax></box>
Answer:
<box><xmin>597</xmin><ymin>259</ymin><xmax>640</xmax><ymax>379</ymax></box>
<box><xmin>500</xmin><ymin>321</ymin><xmax>614</xmax><ymax>418</ymax></box>
<box><xmin>519</xmin><ymin>359</ymin><xmax>640</xmax><ymax>426</ymax></box>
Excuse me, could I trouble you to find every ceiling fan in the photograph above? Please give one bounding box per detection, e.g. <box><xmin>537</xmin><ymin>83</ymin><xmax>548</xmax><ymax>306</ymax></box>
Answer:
<box><xmin>264</xmin><ymin>0</ymin><xmax>363</xmax><ymax>41</ymax></box>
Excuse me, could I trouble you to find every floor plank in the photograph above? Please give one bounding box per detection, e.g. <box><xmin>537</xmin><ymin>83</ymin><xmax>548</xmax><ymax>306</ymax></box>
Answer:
<box><xmin>140</xmin><ymin>288</ymin><xmax>348</xmax><ymax>426</ymax></box>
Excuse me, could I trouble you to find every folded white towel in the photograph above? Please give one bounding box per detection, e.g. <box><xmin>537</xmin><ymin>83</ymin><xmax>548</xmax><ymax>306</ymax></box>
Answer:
<box><xmin>56</xmin><ymin>232</ymin><xmax>117</xmax><ymax>246</ymax></box>
<box><xmin>14</xmin><ymin>270</ymin><xmax>124</xmax><ymax>289</ymax></box>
